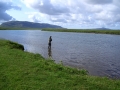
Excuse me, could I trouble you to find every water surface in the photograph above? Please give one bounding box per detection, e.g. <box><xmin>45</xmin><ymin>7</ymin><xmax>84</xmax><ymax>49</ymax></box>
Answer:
<box><xmin>0</xmin><ymin>30</ymin><xmax>120</xmax><ymax>79</ymax></box>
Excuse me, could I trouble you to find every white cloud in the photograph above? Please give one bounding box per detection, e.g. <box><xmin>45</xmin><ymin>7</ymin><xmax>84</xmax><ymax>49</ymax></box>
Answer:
<box><xmin>27</xmin><ymin>12</ymin><xmax>50</xmax><ymax>23</ymax></box>
<box><xmin>11</xmin><ymin>0</ymin><xmax>120</xmax><ymax>28</ymax></box>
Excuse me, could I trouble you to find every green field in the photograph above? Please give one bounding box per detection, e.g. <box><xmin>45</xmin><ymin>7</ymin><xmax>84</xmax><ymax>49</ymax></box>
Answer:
<box><xmin>42</xmin><ymin>28</ymin><xmax>120</xmax><ymax>35</ymax></box>
<box><xmin>0</xmin><ymin>39</ymin><xmax>120</xmax><ymax>90</ymax></box>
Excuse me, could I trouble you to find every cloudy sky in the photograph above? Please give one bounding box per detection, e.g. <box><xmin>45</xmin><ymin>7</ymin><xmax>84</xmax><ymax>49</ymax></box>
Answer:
<box><xmin>0</xmin><ymin>0</ymin><xmax>120</xmax><ymax>29</ymax></box>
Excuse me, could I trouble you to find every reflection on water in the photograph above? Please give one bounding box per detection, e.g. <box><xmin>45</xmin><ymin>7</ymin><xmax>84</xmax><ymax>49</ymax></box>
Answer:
<box><xmin>48</xmin><ymin>46</ymin><xmax>52</xmax><ymax>59</ymax></box>
<box><xmin>0</xmin><ymin>30</ymin><xmax>120</xmax><ymax>79</ymax></box>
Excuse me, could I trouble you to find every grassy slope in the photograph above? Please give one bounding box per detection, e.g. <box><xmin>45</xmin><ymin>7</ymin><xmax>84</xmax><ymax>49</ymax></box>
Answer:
<box><xmin>0</xmin><ymin>39</ymin><xmax>120</xmax><ymax>90</ymax></box>
<box><xmin>42</xmin><ymin>28</ymin><xmax>120</xmax><ymax>35</ymax></box>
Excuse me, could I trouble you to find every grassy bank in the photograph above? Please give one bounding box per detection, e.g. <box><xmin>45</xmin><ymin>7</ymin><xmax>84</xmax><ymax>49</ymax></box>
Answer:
<box><xmin>0</xmin><ymin>39</ymin><xmax>120</xmax><ymax>90</ymax></box>
<box><xmin>42</xmin><ymin>28</ymin><xmax>120</xmax><ymax>35</ymax></box>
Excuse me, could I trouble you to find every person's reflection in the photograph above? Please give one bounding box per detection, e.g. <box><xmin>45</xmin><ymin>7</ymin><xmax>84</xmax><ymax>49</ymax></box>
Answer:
<box><xmin>48</xmin><ymin>46</ymin><xmax>52</xmax><ymax>59</ymax></box>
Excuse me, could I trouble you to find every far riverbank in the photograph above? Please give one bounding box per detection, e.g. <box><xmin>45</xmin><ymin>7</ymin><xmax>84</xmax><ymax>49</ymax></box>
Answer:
<box><xmin>42</xmin><ymin>28</ymin><xmax>120</xmax><ymax>35</ymax></box>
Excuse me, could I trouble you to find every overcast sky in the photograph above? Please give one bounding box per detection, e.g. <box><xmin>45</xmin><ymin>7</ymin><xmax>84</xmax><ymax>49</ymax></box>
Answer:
<box><xmin>0</xmin><ymin>0</ymin><xmax>120</xmax><ymax>29</ymax></box>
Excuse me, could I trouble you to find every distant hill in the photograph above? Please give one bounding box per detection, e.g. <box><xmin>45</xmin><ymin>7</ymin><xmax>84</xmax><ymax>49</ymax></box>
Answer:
<box><xmin>0</xmin><ymin>21</ymin><xmax>63</xmax><ymax>29</ymax></box>
<box><xmin>95</xmin><ymin>27</ymin><xmax>111</xmax><ymax>30</ymax></box>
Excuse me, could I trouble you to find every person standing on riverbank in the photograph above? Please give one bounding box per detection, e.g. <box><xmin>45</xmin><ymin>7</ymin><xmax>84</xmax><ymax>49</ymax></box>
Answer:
<box><xmin>48</xmin><ymin>36</ymin><xmax>52</xmax><ymax>48</ymax></box>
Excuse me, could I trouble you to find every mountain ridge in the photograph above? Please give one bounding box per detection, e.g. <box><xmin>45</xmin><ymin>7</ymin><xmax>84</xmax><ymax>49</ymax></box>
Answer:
<box><xmin>0</xmin><ymin>21</ymin><xmax>63</xmax><ymax>29</ymax></box>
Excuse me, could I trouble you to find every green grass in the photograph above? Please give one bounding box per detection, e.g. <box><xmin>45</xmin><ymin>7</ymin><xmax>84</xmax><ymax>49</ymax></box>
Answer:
<box><xmin>42</xmin><ymin>28</ymin><xmax>120</xmax><ymax>35</ymax></box>
<box><xmin>0</xmin><ymin>39</ymin><xmax>120</xmax><ymax>90</ymax></box>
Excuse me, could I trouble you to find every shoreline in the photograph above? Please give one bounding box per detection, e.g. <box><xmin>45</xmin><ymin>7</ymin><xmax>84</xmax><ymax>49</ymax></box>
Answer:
<box><xmin>0</xmin><ymin>39</ymin><xmax>120</xmax><ymax>89</ymax></box>
<box><xmin>1</xmin><ymin>28</ymin><xmax>120</xmax><ymax>35</ymax></box>
<box><xmin>42</xmin><ymin>28</ymin><xmax>120</xmax><ymax>35</ymax></box>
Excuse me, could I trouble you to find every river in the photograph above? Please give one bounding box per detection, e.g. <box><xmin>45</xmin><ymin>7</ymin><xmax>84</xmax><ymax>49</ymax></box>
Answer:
<box><xmin>0</xmin><ymin>30</ymin><xmax>120</xmax><ymax>79</ymax></box>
